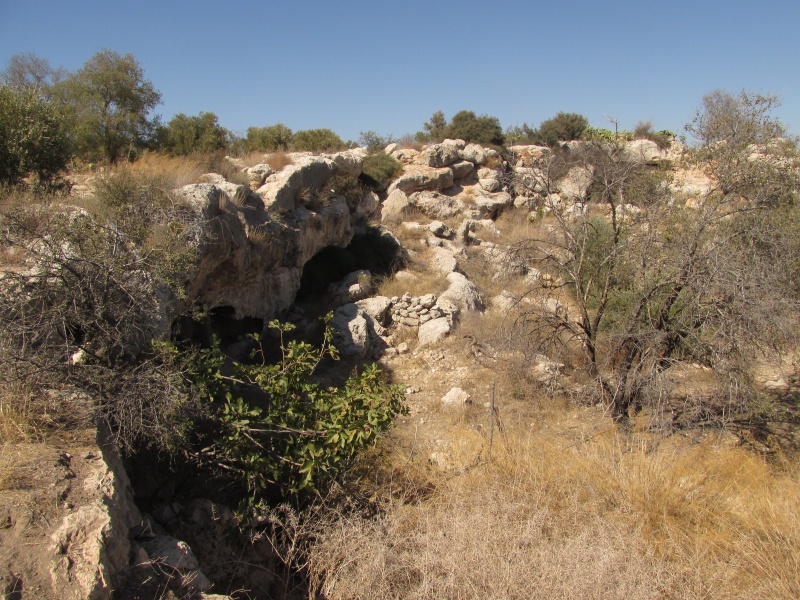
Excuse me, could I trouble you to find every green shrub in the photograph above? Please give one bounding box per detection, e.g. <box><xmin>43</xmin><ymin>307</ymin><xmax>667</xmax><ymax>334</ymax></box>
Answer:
<box><xmin>358</xmin><ymin>131</ymin><xmax>395</xmax><ymax>153</ymax></box>
<box><xmin>189</xmin><ymin>319</ymin><xmax>407</xmax><ymax>495</ymax></box>
<box><xmin>291</xmin><ymin>128</ymin><xmax>348</xmax><ymax>153</ymax></box>
<box><xmin>531</xmin><ymin>112</ymin><xmax>589</xmax><ymax>146</ymax></box>
<box><xmin>360</xmin><ymin>152</ymin><xmax>401</xmax><ymax>189</ymax></box>
<box><xmin>157</xmin><ymin>111</ymin><xmax>230</xmax><ymax>155</ymax></box>
<box><xmin>446</xmin><ymin>110</ymin><xmax>505</xmax><ymax>146</ymax></box>
<box><xmin>0</xmin><ymin>85</ymin><xmax>70</xmax><ymax>189</ymax></box>
<box><xmin>245</xmin><ymin>123</ymin><xmax>293</xmax><ymax>153</ymax></box>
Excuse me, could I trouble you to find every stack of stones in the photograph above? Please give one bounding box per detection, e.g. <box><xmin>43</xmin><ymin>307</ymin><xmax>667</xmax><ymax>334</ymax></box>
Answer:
<box><xmin>390</xmin><ymin>293</ymin><xmax>448</xmax><ymax>327</ymax></box>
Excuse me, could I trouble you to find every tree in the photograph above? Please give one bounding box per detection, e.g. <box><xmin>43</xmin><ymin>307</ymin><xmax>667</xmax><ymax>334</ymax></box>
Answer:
<box><xmin>446</xmin><ymin>110</ymin><xmax>505</xmax><ymax>146</ymax></box>
<box><xmin>158</xmin><ymin>111</ymin><xmax>229</xmax><ymax>155</ymax></box>
<box><xmin>0</xmin><ymin>85</ymin><xmax>70</xmax><ymax>188</ymax></box>
<box><xmin>533</xmin><ymin>112</ymin><xmax>589</xmax><ymax>146</ymax></box>
<box><xmin>418</xmin><ymin>110</ymin><xmax>447</xmax><ymax>143</ymax></box>
<box><xmin>245</xmin><ymin>123</ymin><xmax>293</xmax><ymax>153</ymax></box>
<box><xmin>291</xmin><ymin>128</ymin><xmax>347</xmax><ymax>153</ymax></box>
<box><xmin>510</xmin><ymin>92</ymin><xmax>799</xmax><ymax>424</ymax></box>
<box><xmin>55</xmin><ymin>50</ymin><xmax>161</xmax><ymax>162</ymax></box>
<box><xmin>1</xmin><ymin>52</ymin><xmax>64</xmax><ymax>91</ymax></box>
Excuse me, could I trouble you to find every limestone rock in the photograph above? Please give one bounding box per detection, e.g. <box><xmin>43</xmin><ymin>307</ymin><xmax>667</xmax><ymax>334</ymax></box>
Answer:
<box><xmin>48</xmin><ymin>427</ymin><xmax>142</xmax><ymax>600</ymax></box>
<box><xmin>409</xmin><ymin>191</ymin><xmax>464</xmax><ymax>219</ymax></box>
<box><xmin>141</xmin><ymin>536</ymin><xmax>199</xmax><ymax>570</ymax></box>
<box><xmin>557</xmin><ymin>165</ymin><xmax>593</xmax><ymax>202</ymax></box>
<box><xmin>422</xmin><ymin>139</ymin><xmax>464</xmax><ymax>167</ymax></box>
<box><xmin>418</xmin><ymin>317</ymin><xmax>452</xmax><ymax>348</ymax></box>
<box><xmin>381</xmin><ymin>189</ymin><xmax>411</xmax><ymax>223</ymax></box>
<box><xmin>622</xmin><ymin>139</ymin><xmax>662</xmax><ymax>164</ymax></box>
<box><xmin>450</xmin><ymin>160</ymin><xmax>475</xmax><ymax>179</ymax></box>
<box><xmin>428</xmin><ymin>220</ymin><xmax>454</xmax><ymax>239</ymax></box>
<box><xmin>387</xmin><ymin>166</ymin><xmax>454</xmax><ymax>195</ymax></box>
<box><xmin>178</xmin><ymin>184</ymin><xmax>354</xmax><ymax>323</ymax></box>
<box><xmin>357</xmin><ymin>296</ymin><xmax>393</xmax><ymax>327</ymax></box>
<box><xmin>441</xmin><ymin>387</ymin><xmax>471</xmax><ymax>407</ymax></box>
<box><xmin>355</xmin><ymin>191</ymin><xmax>380</xmax><ymax>221</ymax></box>
<box><xmin>257</xmin><ymin>156</ymin><xmax>338</xmax><ymax>212</ymax></box>
<box><xmin>459</xmin><ymin>144</ymin><xmax>488</xmax><ymax>165</ymax></box>
<box><xmin>438</xmin><ymin>272</ymin><xmax>483</xmax><ymax>313</ymax></box>
<box><xmin>331</xmin><ymin>303</ymin><xmax>385</xmax><ymax>359</ymax></box>
<box><xmin>428</xmin><ymin>245</ymin><xmax>458</xmax><ymax>274</ymax></box>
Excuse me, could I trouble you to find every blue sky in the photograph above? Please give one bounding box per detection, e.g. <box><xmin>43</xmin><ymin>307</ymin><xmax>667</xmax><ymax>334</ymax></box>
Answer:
<box><xmin>1</xmin><ymin>0</ymin><xmax>798</xmax><ymax>142</ymax></box>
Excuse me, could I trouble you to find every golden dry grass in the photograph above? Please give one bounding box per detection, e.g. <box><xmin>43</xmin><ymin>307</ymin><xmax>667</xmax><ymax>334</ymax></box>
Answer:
<box><xmin>121</xmin><ymin>152</ymin><xmax>208</xmax><ymax>187</ymax></box>
<box><xmin>308</xmin><ymin>401</ymin><xmax>800</xmax><ymax>599</ymax></box>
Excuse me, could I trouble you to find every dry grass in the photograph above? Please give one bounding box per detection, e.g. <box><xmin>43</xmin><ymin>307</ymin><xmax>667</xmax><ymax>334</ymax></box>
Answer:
<box><xmin>122</xmin><ymin>152</ymin><xmax>207</xmax><ymax>187</ymax></box>
<box><xmin>308</xmin><ymin>415</ymin><xmax>800</xmax><ymax>599</ymax></box>
<box><xmin>265</xmin><ymin>151</ymin><xmax>294</xmax><ymax>172</ymax></box>
<box><xmin>377</xmin><ymin>264</ymin><xmax>450</xmax><ymax>299</ymax></box>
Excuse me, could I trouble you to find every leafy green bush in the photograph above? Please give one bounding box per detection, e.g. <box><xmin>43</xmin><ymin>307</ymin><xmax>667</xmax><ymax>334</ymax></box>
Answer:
<box><xmin>245</xmin><ymin>123</ymin><xmax>293</xmax><ymax>153</ymax></box>
<box><xmin>157</xmin><ymin>112</ymin><xmax>230</xmax><ymax>155</ymax></box>
<box><xmin>446</xmin><ymin>110</ymin><xmax>505</xmax><ymax>146</ymax></box>
<box><xmin>358</xmin><ymin>131</ymin><xmax>395</xmax><ymax>153</ymax></box>
<box><xmin>0</xmin><ymin>85</ymin><xmax>70</xmax><ymax>189</ymax></box>
<box><xmin>291</xmin><ymin>128</ymin><xmax>348</xmax><ymax>153</ymax></box>
<box><xmin>190</xmin><ymin>319</ymin><xmax>407</xmax><ymax>495</ymax></box>
<box><xmin>416</xmin><ymin>110</ymin><xmax>505</xmax><ymax>146</ymax></box>
<box><xmin>532</xmin><ymin>112</ymin><xmax>589</xmax><ymax>146</ymax></box>
<box><xmin>360</xmin><ymin>152</ymin><xmax>401</xmax><ymax>189</ymax></box>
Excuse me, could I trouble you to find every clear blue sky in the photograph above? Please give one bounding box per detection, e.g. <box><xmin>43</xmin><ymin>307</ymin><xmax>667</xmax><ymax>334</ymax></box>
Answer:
<box><xmin>1</xmin><ymin>0</ymin><xmax>798</xmax><ymax>142</ymax></box>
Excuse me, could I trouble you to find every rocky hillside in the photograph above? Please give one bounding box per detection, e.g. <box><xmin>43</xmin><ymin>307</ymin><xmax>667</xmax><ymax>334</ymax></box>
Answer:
<box><xmin>5</xmin><ymin>133</ymin><xmax>800</xmax><ymax>599</ymax></box>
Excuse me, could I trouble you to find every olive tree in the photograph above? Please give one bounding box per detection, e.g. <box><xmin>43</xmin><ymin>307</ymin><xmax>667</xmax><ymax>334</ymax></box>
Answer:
<box><xmin>510</xmin><ymin>91</ymin><xmax>799</xmax><ymax>424</ymax></box>
<box><xmin>158</xmin><ymin>111</ymin><xmax>229</xmax><ymax>155</ymax></box>
<box><xmin>0</xmin><ymin>85</ymin><xmax>70</xmax><ymax>188</ymax></box>
<box><xmin>55</xmin><ymin>50</ymin><xmax>161</xmax><ymax>162</ymax></box>
<box><xmin>1</xmin><ymin>52</ymin><xmax>65</xmax><ymax>91</ymax></box>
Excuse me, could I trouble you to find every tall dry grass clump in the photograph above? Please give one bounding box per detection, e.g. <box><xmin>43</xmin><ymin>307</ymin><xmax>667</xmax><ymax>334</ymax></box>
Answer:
<box><xmin>121</xmin><ymin>151</ymin><xmax>208</xmax><ymax>187</ymax></box>
<box><xmin>307</xmin><ymin>417</ymin><xmax>800</xmax><ymax>599</ymax></box>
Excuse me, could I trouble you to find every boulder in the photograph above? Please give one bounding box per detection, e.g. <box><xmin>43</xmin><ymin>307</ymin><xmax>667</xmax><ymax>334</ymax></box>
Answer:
<box><xmin>257</xmin><ymin>156</ymin><xmax>338</xmax><ymax>212</ymax></box>
<box><xmin>246</xmin><ymin>163</ymin><xmax>273</xmax><ymax>188</ymax></box>
<box><xmin>357</xmin><ymin>296</ymin><xmax>393</xmax><ymax>327</ymax></box>
<box><xmin>441</xmin><ymin>387</ymin><xmax>471</xmax><ymax>407</ymax></box>
<box><xmin>422</xmin><ymin>139</ymin><xmax>464</xmax><ymax>168</ymax></box>
<box><xmin>381</xmin><ymin>189</ymin><xmax>411</xmax><ymax>223</ymax></box>
<box><xmin>437</xmin><ymin>272</ymin><xmax>483</xmax><ymax>313</ymax></box>
<box><xmin>428</xmin><ymin>245</ymin><xmax>458</xmax><ymax>274</ymax></box>
<box><xmin>557</xmin><ymin>165</ymin><xmax>593</xmax><ymax>202</ymax></box>
<box><xmin>326</xmin><ymin>148</ymin><xmax>366</xmax><ymax>177</ymax></box>
<box><xmin>387</xmin><ymin>166</ymin><xmax>454</xmax><ymax>195</ymax></box>
<box><xmin>331</xmin><ymin>303</ymin><xmax>385</xmax><ymax>359</ymax></box>
<box><xmin>450</xmin><ymin>160</ymin><xmax>475</xmax><ymax>179</ymax></box>
<box><xmin>459</xmin><ymin>144</ymin><xmax>488</xmax><ymax>165</ymax></box>
<box><xmin>622</xmin><ymin>139</ymin><xmax>662</xmax><ymax>164</ymax></box>
<box><xmin>418</xmin><ymin>317</ymin><xmax>452</xmax><ymax>348</ymax></box>
<box><xmin>355</xmin><ymin>191</ymin><xmax>381</xmax><ymax>221</ymax></box>
<box><xmin>428</xmin><ymin>220</ymin><xmax>454</xmax><ymax>239</ymax></box>
<box><xmin>329</xmin><ymin>270</ymin><xmax>373</xmax><ymax>305</ymax></box>
<box><xmin>141</xmin><ymin>536</ymin><xmax>199</xmax><ymax>570</ymax></box>
<box><xmin>409</xmin><ymin>191</ymin><xmax>465</xmax><ymax>219</ymax></box>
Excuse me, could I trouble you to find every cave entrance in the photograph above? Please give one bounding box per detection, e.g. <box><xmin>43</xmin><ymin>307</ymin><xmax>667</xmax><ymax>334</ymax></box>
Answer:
<box><xmin>294</xmin><ymin>227</ymin><xmax>406</xmax><ymax>308</ymax></box>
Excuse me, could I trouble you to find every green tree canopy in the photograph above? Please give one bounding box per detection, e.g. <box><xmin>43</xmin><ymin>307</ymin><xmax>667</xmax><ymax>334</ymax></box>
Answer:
<box><xmin>245</xmin><ymin>123</ymin><xmax>293</xmax><ymax>152</ymax></box>
<box><xmin>291</xmin><ymin>128</ymin><xmax>347</xmax><ymax>153</ymax></box>
<box><xmin>55</xmin><ymin>50</ymin><xmax>161</xmax><ymax>163</ymax></box>
<box><xmin>533</xmin><ymin>112</ymin><xmax>589</xmax><ymax>146</ymax></box>
<box><xmin>446</xmin><ymin>110</ymin><xmax>505</xmax><ymax>146</ymax></box>
<box><xmin>158</xmin><ymin>111</ymin><xmax>229</xmax><ymax>155</ymax></box>
<box><xmin>0</xmin><ymin>85</ymin><xmax>70</xmax><ymax>188</ymax></box>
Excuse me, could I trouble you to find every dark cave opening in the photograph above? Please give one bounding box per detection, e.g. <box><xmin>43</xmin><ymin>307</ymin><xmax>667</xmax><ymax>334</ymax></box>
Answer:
<box><xmin>295</xmin><ymin>226</ymin><xmax>406</xmax><ymax>304</ymax></box>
